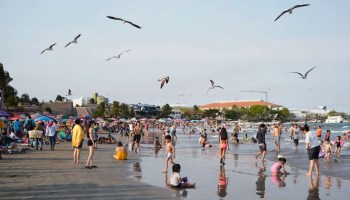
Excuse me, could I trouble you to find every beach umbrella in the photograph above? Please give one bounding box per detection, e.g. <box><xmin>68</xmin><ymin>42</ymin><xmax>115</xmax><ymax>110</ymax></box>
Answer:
<box><xmin>85</xmin><ymin>115</ymin><xmax>91</xmax><ymax>119</ymax></box>
<box><xmin>141</xmin><ymin>118</ymin><xmax>147</xmax><ymax>121</ymax></box>
<box><xmin>35</xmin><ymin>116</ymin><xmax>53</xmax><ymax>122</ymax></box>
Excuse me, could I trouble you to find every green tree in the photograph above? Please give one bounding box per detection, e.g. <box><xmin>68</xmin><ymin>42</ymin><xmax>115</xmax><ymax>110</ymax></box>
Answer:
<box><xmin>161</xmin><ymin>104</ymin><xmax>172</xmax><ymax>118</ymax></box>
<box><xmin>193</xmin><ymin>105</ymin><xmax>200</xmax><ymax>119</ymax></box>
<box><xmin>328</xmin><ymin>110</ymin><xmax>345</xmax><ymax>117</ymax></box>
<box><xmin>31</xmin><ymin>97</ymin><xmax>40</xmax><ymax>106</ymax></box>
<box><xmin>203</xmin><ymin>109</ymin><xmax>220</xmax><ymax>119</ymax></box>
<box><xmin>275</xmin><ymin>108</ymin><xmax>293</xmax><ymax>122</ymax></box>
<box><xmin>109</xmin><ymin>101</ymin><xmax>120</xmax><ymax>118</ymax></box>
<box><xmin>119</xmin><ymin>103</ymin><xmax>130</xmax><ymax>118</ymax></box>
<box><xmin>0</xmin><ymin>63</ymin><xmax>13</xmax><ymax>109</ymax></box>
<box><xmin>248</xmin><ymin>105</ymin><xmax>272</xmax><ymax>121</ymax></box>
<box><xmin>20</xmin><ymin>93</ymin><xmax>31</xmax><ymax>104</ymax></box>
<box><xmin>44</xmin><ymin>107</ymin><xmax>52</xmax><ymax>114</ymax></box>
<box><xmin>129</xmin><ymin>107</ymin><xmax>135</xmax><ymax>118</ymax></box>
<box><xmin>55</xmin><ymin>95</ymin><xmax>63</xmax><ymax>102</ymax></box>
<box><xmin>94</xmin><ymin>102</ymin><xmax>106</xmax><ymax>117</ymax></box>
<box><xmin>6</xmin><ymin>95</ymin><xmax>19</xmax><ymax>108</ymax></box>
<box><xmin>89</xmin><ymin>98</ymin><xmax>95</xmax><ymax>104</ymax></box>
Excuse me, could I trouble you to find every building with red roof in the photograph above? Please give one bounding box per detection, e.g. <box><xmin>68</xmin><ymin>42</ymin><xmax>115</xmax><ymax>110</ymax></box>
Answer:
<box><xmin>200</xmin><ymin>99</ymin><xmax>283</xmax><ymax>110</ymax></box>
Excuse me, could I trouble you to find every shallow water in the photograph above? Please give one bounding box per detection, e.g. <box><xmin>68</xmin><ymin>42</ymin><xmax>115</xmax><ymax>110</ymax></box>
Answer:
<box><xmin>130</xmin><ymin>125</ymin><xmax>350</xmax><ymax>199</ymax></box>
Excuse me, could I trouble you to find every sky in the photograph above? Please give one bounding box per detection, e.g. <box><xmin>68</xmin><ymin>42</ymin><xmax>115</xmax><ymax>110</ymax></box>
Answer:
<box><xmin>1</xmin><ymin>0</ymin><xmax>350</xmax><ymax>112</ymax></box>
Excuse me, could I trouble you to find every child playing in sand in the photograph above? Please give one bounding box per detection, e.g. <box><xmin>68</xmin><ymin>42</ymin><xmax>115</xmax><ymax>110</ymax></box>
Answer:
<box><xmin>324</xmin><ymin>139</ymin><xmax>332</xmax><ymax>160</ymax></box>
<box><xmin>169</xmin><ymin>164</ymin><xmax>195</xmax><ymax>188</ymax></box>
<box><xmin>163</xmin><ymin>135</ymin><xmax>175</xmax><ymax>173</ymax></box>
<box><xmin>154</xmin><ymin>137</ymin><xmax>162</xmax><ymax>149</ymax></box>
<box><xmin>113</xmin><ymin>141</ymin><xmax>127</xmax><ymax>160</ymax></box>
<box><xmin>334</xmin><ymin>136</ymin><xmax>342</xmax><ymax>158</ymax></box>
<box><xmin>271</xmin><ymin>156</ymin><xmax>289</xmax><ymax>176</ymax></box>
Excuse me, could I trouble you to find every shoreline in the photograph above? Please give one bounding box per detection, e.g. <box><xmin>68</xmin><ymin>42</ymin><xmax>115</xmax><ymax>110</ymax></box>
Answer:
<box><xmin>0</xmin><ymin>140</ymin><xmax>177</xmax><ymax>200</ymax></box>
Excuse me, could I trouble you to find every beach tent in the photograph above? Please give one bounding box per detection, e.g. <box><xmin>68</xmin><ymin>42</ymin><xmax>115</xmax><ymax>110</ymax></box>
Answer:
<box><xmin>0</xmin><ymin>110</ymin><xmax>10</xmax><ymax>117</ymax></box>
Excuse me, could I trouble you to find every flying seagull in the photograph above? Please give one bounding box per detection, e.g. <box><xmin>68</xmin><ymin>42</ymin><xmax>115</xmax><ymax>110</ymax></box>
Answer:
<box><xmin>106</xmin><ymin>16</ymin><xmax>141</xmax><ymax>29</ymax></box>
<box><xmin>289</xmin><ymin>67</ymin><xmax>316</xmax><ymax>79</ymax></box>
<box><xmin>67</xmin><ymin>89</ymin><xmax>72</xmax><ymax>96</ymax></box>
<box><xmin>274</xmin><ymin>4</ymin><xmax>310</xmax><ymax>21</ymax></box>
<box><xmin>105</xmin><ymin>50</ymin><xmax>131</xmax><ymax>61</ymax></box>
<box><xmin>64</xmin><ymin>34</ymin><xmax>81</xmax><ymax>48</ymax></box>
<box><xmin>158</xmin><ymin>77</ymin><xmax>170</xmax><ymax>89</ymax></box>
<box><xmin>206</xmin><ymin>80</ymin><xmax>224</xmax><ymax>95</ymax></box>
<box><xmin>41</xmin><ymin>43</ymin><xmax>56</xmax><ymax>54</ymax></box>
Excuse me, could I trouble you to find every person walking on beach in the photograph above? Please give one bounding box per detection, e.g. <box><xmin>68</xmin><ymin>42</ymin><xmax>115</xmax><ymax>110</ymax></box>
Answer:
<box><xmin>72</xmin><ymin>119</ymin><xmax>84</xmax><ymax>164</ymax></box>
<box><xmin>85</xmin><ymin>120</ymin><xmax>97</xmax><ymax>169</ymax></box>
<box><xmin>35</xmin><ymin>121</ymin><xmax>44</xmax><ymax>151</ymax></box>
<box><xmin>46</xmin><ymin>120</ymin><xmax>57</xmax><ymax>151</ymax></box>
<box><xmin>255</xmin><ymin>124</ymin><xmax>267</xmax><ymax>162</ymax></box>
<box><xmin>163</xmin><ymin>135</ymin><xmax>175</xmax><ymax>173</ymax></box>
<box><xmin>303</xmin><ymin>124</ymin><xmax>320</xmax><ymax>176</ymax></box>
<box><xmin>219</xmin><ymin>126</ymin><xmax>229</xmax><ymax>165</ymax></box>
<box><xmin>132</xmin><ymin>121</ymin><xmax>142</xmax><ymax>152</ymax></box>
<box><xmin>273</xmin><ymin>124</ymin><xmax>282</xmax><ymax>151</ymax></box>
<box><xmin>170</xmin><ymin>125</ymin><xmax>177</xmax><ymax>141</ymax></box>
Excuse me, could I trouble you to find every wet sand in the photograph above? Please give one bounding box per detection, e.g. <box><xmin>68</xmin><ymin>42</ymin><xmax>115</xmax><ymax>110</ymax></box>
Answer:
<box><xmin>137</xmin><ymin>130</ymin><xmax>350</xmax><ymax>199</ymax></box>
<box><xmin>0</xmin><ymin>140</ymin><xmax>177</xmax><ymax>200</ymax></box>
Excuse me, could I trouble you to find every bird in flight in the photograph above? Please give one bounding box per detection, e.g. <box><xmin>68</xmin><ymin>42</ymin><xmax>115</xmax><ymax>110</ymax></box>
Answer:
<box><xmin>41</xmin><ymin>43</ymin><xmax>56</xmax><ymax>54</ymax></box>
<box><xmin>289</xmin><ymin>67</ymin><xmax>316</xmax><ymax>79</ymax></box>
<box><xmin>64</xmin><ymin>34</ymin><xmax>81</xmax><ymax>48</ymax></box>
<box><xmin>274</xmin><ymin>4</ymin><xmax>310</xmax><ymax>21</ymax></box>
<box><xmin>67</xmin><ymin>89</ymin><xmax>72</xmax><ymax>96</ymax></box>
<box><xmin>106</xmin><ymin>16</ymin><xmax>141</xmax><ymax>29</ymax></box>
<box><xmin>207</xmin><ymin>80</ymin><xmax>224</xmax><ymax>95</ymax></box>
<box><xmin>105</xmin><ymin>50</ymin><xmax>131</xmax><ymax>61</ymax></box>
<box><xmin>158</xmin><ymin>77</ymin><xmax>170</xmax><ymax>89</ymax></box>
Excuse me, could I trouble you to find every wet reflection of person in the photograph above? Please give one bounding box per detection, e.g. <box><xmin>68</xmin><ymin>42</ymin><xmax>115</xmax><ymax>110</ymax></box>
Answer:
<box><xmin>255</xmin><ymin>162</ymin><xmax>266</xmax><ymax>198</ymax></box>
<box><xmin>217</xmin><ymin>165</ymin><xmax>229</xmax><ymax>198</ymax></box>
<box><xmin>307</xmin><ymin>175</ymin><xmax>320</xmax><ymax>200</ymax></box>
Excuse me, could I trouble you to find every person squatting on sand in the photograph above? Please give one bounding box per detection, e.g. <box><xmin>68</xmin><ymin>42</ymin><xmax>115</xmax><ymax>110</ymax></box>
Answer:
<box><xmin>255</xmin><ymin>124</ymin><xmax>267</xmax><ymax>162</ymax></box>
<box><xmin>85</xmin><ymin>120</ymin><xmax>97</xmax><ymax>169</ymax></box>
<box><xmin>113</xmin><ymin>141</ymin><xmax>127</xmax><ymax>160</ymax></box>
<box><xmin>72</xmin><ymin>118</ymin><xmax>84</xmax><ymax>164</ymax></box>
<box><xmin>169</xmin><ymin>164</ymin><xmax>195</xmax><ymax>188</ymax></box>
<box><xmin>163</xmin><ymin>135</ymin><xmax>175</xmax><ymax>173</ymax></box>
<box><xmin>270</xmin><ymin>155</ymin><xmax>289</xmax><ymax>176</ymax></box>
<box><xmin>303</xmin><ymin>124</ymin><xmax>320</xmax><ymax>176</ymax></box>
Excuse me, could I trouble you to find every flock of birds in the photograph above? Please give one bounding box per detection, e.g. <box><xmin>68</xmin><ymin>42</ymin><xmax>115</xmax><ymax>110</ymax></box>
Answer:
<box><xmin>40</xmin><ymin>3</ymin><xmax>317</xmax><ymax>96</ymax></box>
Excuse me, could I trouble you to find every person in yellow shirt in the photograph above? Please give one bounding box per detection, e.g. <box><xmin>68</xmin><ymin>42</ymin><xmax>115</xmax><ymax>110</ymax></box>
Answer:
<box><xmin>72</xmin><ymin>119</ymin><xmax>84</xmax><ymax>164</ymax></box>
<box><xmin>113</xmin><ymin>141</ymin><xmax>127</xmax><ymax>160</ymax></box>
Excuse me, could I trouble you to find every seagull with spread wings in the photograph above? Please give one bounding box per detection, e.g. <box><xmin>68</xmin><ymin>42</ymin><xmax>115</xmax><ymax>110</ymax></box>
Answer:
<box><xmin>67</xmin><ymin>89</ymin><xmax>72</xmax><ymax>96</ymax></box>
<box><xmin>158</xmin><ymin>77</ymin><xmax>170</xmax><ymax>89</ymax></box>
<box><xmin>289</xmin><ymin>66</ymin><xmax>316</xmax><ymax>79</ymax></box>
<box><xmin>64</xmin><ymin>34</ymin><xmax>81</xmax><ymax>48</ymax></box>
<box><xmin>274</xmin><ymin>4</ymin><xmax>310</xmax><ymax>21</ymax></box>
<box><xmin>41</xmin><ymin>43</ymin><xmax>56</xmax><ymax>54</ymax></box>
<box><xmin>106</xmin><ymin>16</ymin><xmax>141</xmax><ymax>29</ymax></box>
<box><xmin>105</xmin><ymin>50</ymin><xmax>131</xmax><ymax>61</ymax></box>
<box><xmin>207</xmin><ymin>80</ymin><xmax>224</xmax><ymax>95</ymax></box>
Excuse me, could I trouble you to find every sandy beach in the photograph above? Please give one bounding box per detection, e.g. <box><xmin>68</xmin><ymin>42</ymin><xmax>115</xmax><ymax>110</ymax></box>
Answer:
<box><xmin>0</xmin><ymin>139</ymin><xmax>176</xmax><ymax>200</ymax></box>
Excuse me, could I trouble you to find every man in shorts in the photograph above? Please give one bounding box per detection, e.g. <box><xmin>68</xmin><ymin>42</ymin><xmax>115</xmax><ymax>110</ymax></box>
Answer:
<box><xmin>132</xmin><ymin>122</ymin><xmax>142</xmax><ymax>152</ymax></box>
<box><xmin>72</xmin><ymin>119</ymin><xmax>84</xmax><ymax>164</ymax></box>
<box><xmin>273</xmin><ymin>124</ymin><xmax>282</xmax><ymax>151</ymax></box>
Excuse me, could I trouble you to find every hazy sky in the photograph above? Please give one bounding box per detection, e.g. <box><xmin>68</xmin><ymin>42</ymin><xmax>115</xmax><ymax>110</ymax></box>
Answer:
<box><xmin>1</xmin><ymin>0</ymin><xmax>350</xmax><ymax>112</ymax></box>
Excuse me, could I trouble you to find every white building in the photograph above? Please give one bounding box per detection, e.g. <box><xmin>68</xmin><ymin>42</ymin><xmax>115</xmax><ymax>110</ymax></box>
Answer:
<box><xmin>289</xmin><ymin>106</ymin><xmax>329</xmax><ymax>119</ymax></box>
<box><xmin>72</xmin><ymin>97</ymin><xmax>89</xmax><ymax>107</ymax></box>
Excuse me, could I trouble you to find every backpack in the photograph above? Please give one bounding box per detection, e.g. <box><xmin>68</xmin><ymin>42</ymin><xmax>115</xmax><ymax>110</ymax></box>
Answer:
<box><xmin>27</xmin><ymin>120</ymin><xmax>35</xmax><ymax>131</ymax></box>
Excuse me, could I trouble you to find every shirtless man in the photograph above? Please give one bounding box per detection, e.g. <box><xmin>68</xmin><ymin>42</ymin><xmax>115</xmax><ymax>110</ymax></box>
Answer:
<box><xmin>132</xmin><ymin>122</ymin><xmax>142</xmax><ymax>152</ymax></box>
<box><xmin>163</xmin><ymin>135</ymin><xmax>175</xmax><ymax>173</ymax></box>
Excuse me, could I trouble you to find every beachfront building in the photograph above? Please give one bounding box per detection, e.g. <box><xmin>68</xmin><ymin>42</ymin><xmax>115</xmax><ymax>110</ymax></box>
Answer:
<box><xmin>72</xmin><ymin>97</ymin><xmax>89</xmax><ymax>107</ymax></box>
<box><xmin>91</xmin><ymin>92</ymin><xmax>109</xmax><ymax>105</ymax></box>
<box><xmin>129</xmin><ymin>103</ymin><xmax>161</xmax><ymax>119</ymax></box>
<box><xmin>170</xmin><ymin>109</ymin><xmax>182</xmax><ymax>119</ymax></box>
<box><xmin>200</xmin><ymin>99</ymin><xmax>283</xmax><ymax>111</ymax></box>
<box><xmin>289</xmin><ymin>106</ymin><xmax>329</xmax><ymax>119</ymax></box>
<box><xmin>41</xmin><ymin>102</ymin><xmax>75</xmax><ymax>115</ymax></box>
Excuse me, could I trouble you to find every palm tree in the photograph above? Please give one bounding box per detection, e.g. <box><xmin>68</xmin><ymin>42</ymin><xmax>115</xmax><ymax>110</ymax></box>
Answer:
<box><xmin>0</xmin><ymin>63</ymin><xmax>13</xmax><ymax>109</ymax></box>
